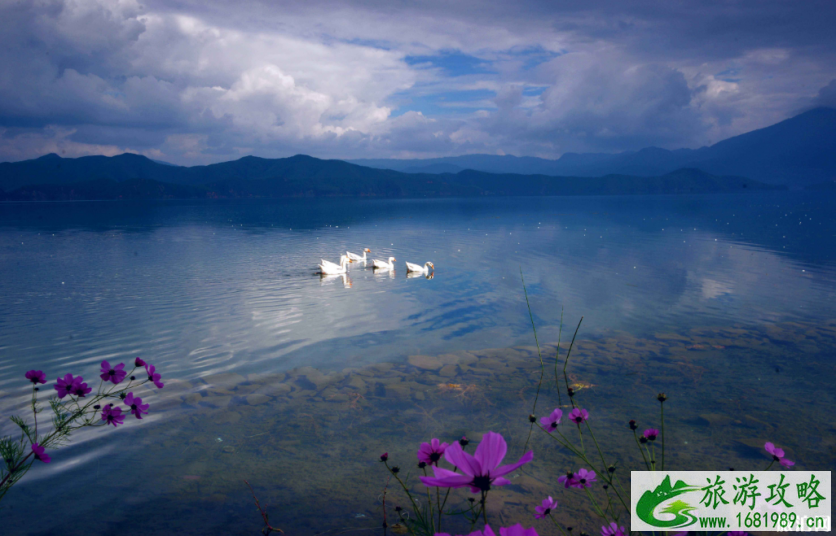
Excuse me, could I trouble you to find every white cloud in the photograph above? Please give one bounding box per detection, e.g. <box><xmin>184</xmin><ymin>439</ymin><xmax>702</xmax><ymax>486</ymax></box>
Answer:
<box><xmin>0</xmin><ymin>0</ymin><xmax>834</xmax><ymax>163</ymax></box>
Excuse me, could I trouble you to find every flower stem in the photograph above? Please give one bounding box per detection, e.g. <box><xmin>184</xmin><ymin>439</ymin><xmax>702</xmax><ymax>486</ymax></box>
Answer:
<box><xmin>660</xmin><ymin>401</ymin><xmax>666</xmax><ymax>471</ymax></box>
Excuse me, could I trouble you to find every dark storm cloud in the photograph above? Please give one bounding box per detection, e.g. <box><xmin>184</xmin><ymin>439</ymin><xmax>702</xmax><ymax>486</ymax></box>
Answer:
<box><xmin>0</xmin><ymin>0</ymin><xmax>834</xmax><ymax>164</ymax></box>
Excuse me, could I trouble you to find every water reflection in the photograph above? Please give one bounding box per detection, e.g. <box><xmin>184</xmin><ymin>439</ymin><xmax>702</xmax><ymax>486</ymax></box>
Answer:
<box><xmin>1</xmin><ymin>193</ymin><xmax>835</xmax><ymax>534</ymax></box>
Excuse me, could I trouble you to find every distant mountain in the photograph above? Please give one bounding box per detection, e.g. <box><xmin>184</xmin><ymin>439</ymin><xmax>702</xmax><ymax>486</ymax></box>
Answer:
<box><xmin>350</xmin><ymin>107</ymin><xmax>836</xmax><ymax>187</ymax></box>
<box><xmin>0</xmin><ymin>156</ymin><xmax>782</xmax><ymax>201</ymax></box>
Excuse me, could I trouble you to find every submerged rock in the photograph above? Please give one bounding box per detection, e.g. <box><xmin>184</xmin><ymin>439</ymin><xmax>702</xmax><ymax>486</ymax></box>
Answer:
<box><xmin>246</xmin><ymin>394</ymin><xmax>271</xmax><ymax>406</ymax></box>
<box><xmin>408</xmin><ymin>354</ymin><xmax>442</xmax><ymax>370</ymax></box>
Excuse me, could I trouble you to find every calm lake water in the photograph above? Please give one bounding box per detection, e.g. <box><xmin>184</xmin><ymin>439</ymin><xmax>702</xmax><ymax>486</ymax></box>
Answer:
<box><xmin>1</xmin><ymin>193</ymin><xmax>835</xmax><ymax>535</ymax></box>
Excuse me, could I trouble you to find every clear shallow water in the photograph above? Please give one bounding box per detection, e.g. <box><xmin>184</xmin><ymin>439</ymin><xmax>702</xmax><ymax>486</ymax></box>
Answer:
<box><xmin>1</xmin><ymin>193</ymin><xmax>835</xmax><ymax>534</ymax></box>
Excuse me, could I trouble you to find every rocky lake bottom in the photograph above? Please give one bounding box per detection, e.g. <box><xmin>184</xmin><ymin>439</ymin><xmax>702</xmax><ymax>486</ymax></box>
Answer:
<box><xmin>3</xmin><ymin>318</ymin><xmax>834</xmax><ymax>535</ymax></box>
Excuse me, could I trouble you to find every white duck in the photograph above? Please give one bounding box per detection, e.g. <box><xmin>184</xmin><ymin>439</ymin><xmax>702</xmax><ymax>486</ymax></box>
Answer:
<box><xmin>406</xmin><ymin>261</ymin><xmax>434</xmax><ymax>275</ymax></box>
<box><xmin>319</xmin><ymin>255</ymin><xmax>352</xmax><ymax>275</ymax></box>
<box><xmin>347</xmin><ymin>248</ymin><xmax>371</xmax><ymax>263</ymax></box>
<box><xmin>372</xmin><ymin>256</ymin><xmax>396</xmax><ymax>270</ymax></box>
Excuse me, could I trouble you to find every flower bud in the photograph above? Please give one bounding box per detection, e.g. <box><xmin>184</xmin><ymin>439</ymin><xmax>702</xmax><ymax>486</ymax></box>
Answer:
<box><xmin>459</xmin><ymin>436</ymin><xmax>469</xmax><ymax>447</ymax></box>
<box><xmin>528</xmin><ymin>414</ymin><xmax>536</xmax><ymax>423</ymax></box>
<box><xmin>93</xmin><ymin>405</ymin><xmax>101</xmax><ymax>410</ymax></box>
<box><xmin>629</xmin><ymin>419</ymin><xmax>637</xmax><ymax>430</ymax></box>
<box><xmin>379</xmin><ymin>453</ymin><xmax>388</xmax><ymax>462</ymax></box>
<box><xmin>657</xmin><ymin>393</ymin><xmax>667</xmax><ymax>403</ymax></box>
<box><xmin>130</xmin><ymin>376</ymin><xmax>136</xmax><ymax>381</ymax></box>
<box><xmin>639</xmin><ymin>436</ymin><xmax>648</xmax><ymax>444</ymax></box>
<box><xmin>417</xmin><ymin>461</ymin><xmax>427</xmax><ymax>469</ymax></box>
<box><xmin>567</xmin><ymin>387</ymin><xmax>575</xmax><ymax>397</ymax></box>
<box><xmin>395</xmin><ymin>506</ymin><xmax>402</xmax><ymax>512</ymax></box>
<box><xmin>391</xmin><ymin>466</ymin><xmax>400</xmax><ymax>474</ymax></box>
<box><xmin>608</xmin><ymin>465</ymin><xmax>616</xmax><ymax>473</ymax></box>
<box><xmin>119</xmin><ymin>392</ymin><xmax>127</xmax><ymax>399</ymax></box>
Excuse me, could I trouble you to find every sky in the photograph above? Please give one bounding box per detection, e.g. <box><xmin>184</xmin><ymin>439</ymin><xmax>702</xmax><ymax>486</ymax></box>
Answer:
<box><xmin>1</xmin><ymin>0</ymin><xmax>835</xmax><ymax>165</ymax></box>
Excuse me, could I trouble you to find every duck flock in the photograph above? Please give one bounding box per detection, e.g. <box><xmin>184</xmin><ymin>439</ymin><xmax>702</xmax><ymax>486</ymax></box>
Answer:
<box><xmin>318</xmin><ymin>248</ymin><xmax>434</xmax><ymax>279</ymax></box>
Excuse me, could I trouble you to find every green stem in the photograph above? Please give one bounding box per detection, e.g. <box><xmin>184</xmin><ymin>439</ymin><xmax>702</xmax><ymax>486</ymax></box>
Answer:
<box><xmin>633</xmin><ymin>430</ymin><xmax>650</xmax><ymax>470</ymax></box>
<box><xmin>660</xmin><ymin>402</ymin><xmax>666</xmax><ymax>471</ymax></box>
<box><xmin>549</xmin><ymin>513</ymin><xmax>570</xmax><ymax>536</ymax></box>
<box><xmin>521</xmin><ymin>268</ymin><xmax>546</xmax><ymax>453</ymax></box>
<box><xmin>562</xmin><ymin>317</ymin><xmax>584</xmax><ymax>409</ymax></box>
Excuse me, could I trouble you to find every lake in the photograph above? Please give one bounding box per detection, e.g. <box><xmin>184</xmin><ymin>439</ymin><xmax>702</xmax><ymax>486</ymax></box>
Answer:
<box><xmin>1</xmin><ymin>193</ymin><xmax>835</xmax><ymax>535</ymax></box>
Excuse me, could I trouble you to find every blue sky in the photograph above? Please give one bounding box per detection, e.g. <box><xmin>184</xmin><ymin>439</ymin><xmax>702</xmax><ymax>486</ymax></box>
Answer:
<box><xmin>0</xmin><ymin>0</ymin><xmax>834</xmax><ymax>164</ymax></box>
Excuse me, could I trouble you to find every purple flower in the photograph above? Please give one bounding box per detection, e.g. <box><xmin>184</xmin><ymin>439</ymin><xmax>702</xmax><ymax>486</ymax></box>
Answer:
<box><xmin>558</xmin><ymin>472</ymin><xmax>578</xmax><ymax>488</ymax></box>
<box><xmin>601</xmin><ymin>522</ymin><xmax>626</xmax><ymax>536</ymax></box>
<box><xmin>499</xmin><ymin>525</ymin><xmax>538</xmax><ymax>536</ymax></box>
<box><xmin>418</xmin><ymin>438</ymin><xmax>449</xmax><ymax>466</ymax></box>
<box><xmin>764</xmin><ymin>442</ymin><xmax>784</xmax><ymax>459</ymax></box>
<box><xmin>70</xmin><ymin>378</ymin><xmax>92</xmax><ymax>397</ymax></box>
<box><xmin>135</xmin><ymin>357</ymin><xmax>147</xmax><ymax>367</ymax></box>
<box><xmin>102</xmin><ymin>405</ymin><xmax>126</xmax><ymax>427</ymax></box>
<box><xmin>560</xmin><ymin>468</ymin><xmax>596</xmax><ymax>489</ymax></box>
<box><xmin>534</xmin><ymin>496</ymin><xmax>557</xmax><ymax>519</ymax></box>
<box><xmin>145</xmin><ymin>364</ymin><xmax>164</xmax><ymax>389</ymax></box>
<box><xmin>434</xmin><ymin>525</ymin><xmax>536</xmax><ymax>536</ymax></box>
<box><xmin>569</xmin><ymin>408</ymin><xmax>589</xmax><ymax>424</ymax></box>
<box><xmin>54</xmin><ymin>374</ymin><xmax>81</xmax><ymax>398</ymax></box>
<box><xmin>124</xmin><ymin>392</ymin><xmax>149</xmax><ymax>419</ymax></box>
<box><xmin>728</xmin><ymin>532</ymin><xmax>748</xmax><ymax>536</ymax></box>
<box><xmin>380</xmin><ymin>452</ymin><xmax>388</xmax><ymax>462</ymax></box>
<box><xmin>99</xmin><ymin>361</ymin><xmax>127</xmax><ymax>385</ymax></box>
<box><xmin>31</xmin><ymin>443</ymin><xmax>51</xmax><ymax>463</ymax></box>
<box><xmin>575</xmin><ymin>468</ymin><xmax>597</xmax><ymax>488</ymax></box>
<box><xmin>779</xmin><ymin>457</ymin><xmax>795</xmax><ymax>468</ymax></box>
<box><xmin>539</xmin><ymin>408</ymin><xmax>562</xmax><ymax>433</ymax></box>
<box><xmin>25</xmin><ymin>370</ymin><xmax>46</xmax><ymax>385</ymax></box>
<box><xmin>420</xmin><ymin>431</ymin><xmax>533</xmax><ymax>493</ymax></box>
<box><xmin>643</xmin><ymin>428</ymin><xmax>659</xmax><ymax>441</ymax></box>
<box><xmin>435</xmin><ymin>526</ymin><xmax>496</xmax><ymax>536</ymax></box>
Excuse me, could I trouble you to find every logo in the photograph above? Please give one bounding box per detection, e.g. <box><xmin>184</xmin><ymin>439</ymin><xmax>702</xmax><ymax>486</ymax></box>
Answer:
<box><xmin>631</xmin><ymin>471</ymin><xmax>831</xmax><ymax>532</ymax></box>
<box><xmin>636</xmin><ymin>475</ymin><xmax>701</xmax><ymax>528</ymax></box>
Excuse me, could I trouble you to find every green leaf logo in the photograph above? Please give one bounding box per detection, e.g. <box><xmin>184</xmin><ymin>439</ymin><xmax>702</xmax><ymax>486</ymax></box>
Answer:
<box><xmin>636</xmin><ymin>476</ymin><xmax>701</xmax><ymax>528</ymax></box>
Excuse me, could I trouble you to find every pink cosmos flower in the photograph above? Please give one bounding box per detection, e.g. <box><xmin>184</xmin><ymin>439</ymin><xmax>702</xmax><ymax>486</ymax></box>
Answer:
<box><xmin>435</xmin><ymin>525</ymin><xmax>537</xmax><ymax>536</ymax></box>
<box><xmin>418</xmin><ymin>438</ymin><xmax>449</xmax><ymax>466</ymax></box>
<box><xmin>145</xmin><ymin>364</ymin><xmax>164</xmax><ymax>388</ymax></box>
<box><xmin>764</xmin><ymin>442</ymin><xmax>785</xmax><ymax>459</ymax></box>
<box><xmin>540</xmin><ymin>408</ymin><xmax>563</xmax><ymax>433</ymax></box>
<box><xmin>102</xmin><ymin>405</ymin><xmax>126</xmax><ymax>427</ymax></box>
<box><xmin>135</xmin><ymin>357</ymin><xmax>147</xmax><ymax>367</ymax></box>
<box><xmin>558</xmin><ymin>471</ymin><xmax>578</xmax><ymax>488</ymax></box>
<box><xmin>54</xmin><ymin>374</ymin><xmax>81</xmax><ymax>398</ymax></box>
<box><xmin>31</xmin><ymin>443</ymin><xmax>51</xmax><ymax>463</ymax></box>
<box><xmin>601</xmin><ymin>522</ymin><xmax>626</xmax><ymax>536</ymax></box>
<box><xmin>100</xmin><ymin>361</ymin><xmax>127</xmax><ymax>385</ymax></box>
<box><xmin>534</xmin><ymin>496</ymin><xmax>557</xmax><ymax>519</ymax></box>
<box><xmin>569</xmin><ymin>408</ymin><xmax>589</xmax><ymax>424</ymax></box>
<box><xmin>25</xmin><ymin>370</ymin><xmax>46</xmax><ymax>384</ymax></box>
<box><xmin>765</xmin><ymin>442</ymin><xmax>793</xmax><ymax>467</ymax></box>
<box><xmin>70</xmin><ymin>378</ymin><xmax>92</xmax><ymax>397</ymax></box>
<box><xmin>499</xmin><ymin>525</ymin><xmax>538</xmax><ymax>536</ymax></box>
<box><xmin>574</xmin><ymin>468</ymin><xmax>597</xmax><ymax>488</ymax></box>
<box><xmin>124</xmin><ymin>392</ymin><xmax>149</xmax><ymax>419</ymax></box>
<box><xmin>420</xmin><ymin>431</ymin><xmax>533</xmax><ymax>493</ymax></box>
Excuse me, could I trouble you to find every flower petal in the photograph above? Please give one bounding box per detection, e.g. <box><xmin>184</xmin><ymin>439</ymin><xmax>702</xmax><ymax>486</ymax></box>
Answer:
<box><xmin>420</xmin><ymin>474</ymin><xmax>473</xmax><ymax>488</ymax></box>
<box><xmin>444</xmin><ymin>442</ymin><xmax>481</xmax><ymax>477</ymax></box>
<box><xmin>490</xmin><ymin>450</ymin><xmax>534</xmax><ymax>478</ymax></box>
<box><xmin>474</xmin><ymin>431</ymin><xmax>507</xmax><ymax>471</ymax></box>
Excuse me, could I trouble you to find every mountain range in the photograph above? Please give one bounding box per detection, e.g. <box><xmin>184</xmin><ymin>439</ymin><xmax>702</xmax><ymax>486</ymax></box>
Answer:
<box><xmin>351</xmin><ymin>107</ymin><xmax>836</xmax><ymax>187</ymax></box>
<box><xmin>0</xmin><ymin>154</ymin><xmax>780</xmax><ymax>201</ymax></box>
<box><xmin>1</xmin><ymin>107</ymin><xmax>832</xmax><ymax>200</ymax></box>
